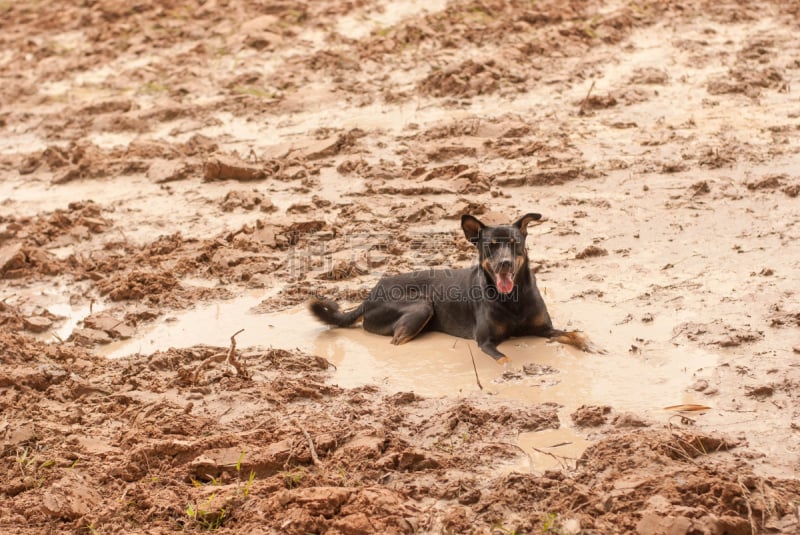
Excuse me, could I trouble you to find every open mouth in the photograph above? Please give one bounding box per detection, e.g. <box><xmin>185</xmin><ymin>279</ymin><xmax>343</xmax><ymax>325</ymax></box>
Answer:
<box><xmin>495</xmin><ymin>271</ymin><xmax>515</xmax><ymax>294</ymax></box>
<box><xmin>482</xmin><ymin>256</ymin><xmax>521</xmax><ymax>295</ymax></box>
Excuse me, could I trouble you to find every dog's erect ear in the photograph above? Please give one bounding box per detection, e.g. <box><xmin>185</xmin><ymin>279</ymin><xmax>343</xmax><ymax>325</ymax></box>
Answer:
<box><xmin>461</xmin><ymin>214</ymin><xmax>486</xmax><ymax>244</ymax></box>
<box><xmin>513</xmin><ymin>213</ymin><xmax>542</xmax><ymax>236</ymax></box>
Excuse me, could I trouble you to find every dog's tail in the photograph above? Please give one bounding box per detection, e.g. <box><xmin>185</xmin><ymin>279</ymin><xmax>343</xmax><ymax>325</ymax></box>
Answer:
<box><xmin>309</xmin><ymin>297</ymin><xmax>365</xmax><ymax>327</ymax></box>
<box><xmin>549</xmin><ymin>329</ymin><xmax>604</xmax><ymax>354</ymax></box>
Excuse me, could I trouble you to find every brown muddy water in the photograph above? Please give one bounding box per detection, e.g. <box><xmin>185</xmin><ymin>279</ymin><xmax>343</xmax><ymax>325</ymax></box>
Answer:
<box><xmin>82</xmin><ymin>292</ymin><xmax>716</xmax><ymax>471</ymax></box>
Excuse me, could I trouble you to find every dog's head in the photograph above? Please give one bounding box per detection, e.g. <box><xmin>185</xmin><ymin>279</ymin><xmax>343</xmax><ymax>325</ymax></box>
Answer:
<box><xmin>461</xmin><ymin>213</ymin><xmax>541</xmax><ymax>294</ymax></box>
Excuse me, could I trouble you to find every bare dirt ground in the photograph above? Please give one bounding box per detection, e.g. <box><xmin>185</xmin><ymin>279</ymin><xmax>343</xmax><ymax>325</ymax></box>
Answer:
<box><xmin>2</xmin><ymin>0</ymin><xmax>800</xmax><ymax>533</ymax></box>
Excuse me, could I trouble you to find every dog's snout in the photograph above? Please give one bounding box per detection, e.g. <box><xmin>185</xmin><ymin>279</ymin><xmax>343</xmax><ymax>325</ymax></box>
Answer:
<box><xmin>498</xmin><ymin>259</ymin><xmax>513</xmax><ymax>272</ymax></box>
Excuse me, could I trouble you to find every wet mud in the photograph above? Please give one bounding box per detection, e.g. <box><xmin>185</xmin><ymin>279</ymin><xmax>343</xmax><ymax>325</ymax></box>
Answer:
<box><xmin>2</xmin><ymin>0</ymin><xmax>800</xmax><ymax>533</ymax></box>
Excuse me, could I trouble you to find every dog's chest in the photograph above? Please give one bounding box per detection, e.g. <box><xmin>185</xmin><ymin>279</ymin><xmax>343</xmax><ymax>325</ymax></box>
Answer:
<box><xmin>489</xmin><ymin>304</ymin><xmax>535</xmax><ymax>337</ymax></box>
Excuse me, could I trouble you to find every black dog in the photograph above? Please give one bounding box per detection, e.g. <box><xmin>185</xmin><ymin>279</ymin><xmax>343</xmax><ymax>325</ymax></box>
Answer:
<box><xmin>309</xmin><ymin>213</ymin><xmax>590</xmax><ymax>363</ymax></box>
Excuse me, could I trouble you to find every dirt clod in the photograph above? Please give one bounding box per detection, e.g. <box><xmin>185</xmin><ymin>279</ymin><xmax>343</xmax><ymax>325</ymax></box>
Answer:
<box><xmin>204</xmin><ymin>155</ymin><xmax>266</xmax><ymax>181</ymax></box>
<box><xmin>22</xmin><ymin>315</ymin><xmax>53</xmax><ymax>333</ymax></box>
<box><xmin>575</xmin><ymin>245</ymin><xmax>609</xmax><ymax>259</ymax></box>
<box><xmin>571</xmin><ymin>404</ymin><xmax>612</xmax><ymax>427</ymax></box>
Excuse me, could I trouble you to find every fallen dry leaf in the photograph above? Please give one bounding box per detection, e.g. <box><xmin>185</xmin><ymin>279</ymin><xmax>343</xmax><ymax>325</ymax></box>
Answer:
<box><xmin>663</xmin><ymin>404</ymin><xmax>712</xmax><ymax>412</ymax></box>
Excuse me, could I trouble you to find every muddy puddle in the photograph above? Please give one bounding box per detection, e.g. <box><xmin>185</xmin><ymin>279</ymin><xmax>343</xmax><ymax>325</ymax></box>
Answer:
<box><xmin>91</xmin><ymin>292</ymin><xmax>716</xmax><ymax>471</ymax></box>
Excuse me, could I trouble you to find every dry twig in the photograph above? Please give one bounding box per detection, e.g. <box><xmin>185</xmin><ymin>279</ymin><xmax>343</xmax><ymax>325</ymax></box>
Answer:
<box><xmin>194</xmin><ymin>329</ymin><xmax>249</xmax><ymax>384</ymax></box>
<box><xmin>528</xmin><ymin>445</ymin><xmax>579</xmax><ymax>471</ymax></box>
<box><xmin>467</xmin><ymin>343</ymin><xmax>483</xmax><ymax>390</ymax></box>
<box><xmin>737</xmin><ymin>476</ymin><xmax>757</xmax><ymax>535</ymax></box>
<box><xmin>292</xmin><ymin>419</ymin><xmax>320</xmax><ymax>466</ymax></box>
<box><xmin>579</xmin><ymin>80</ymin><xmax>596</xmax><ymax>114</ymax></box>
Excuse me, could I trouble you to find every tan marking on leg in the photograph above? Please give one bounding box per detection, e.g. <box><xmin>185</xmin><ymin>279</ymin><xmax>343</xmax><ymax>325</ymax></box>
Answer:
<box><xmin>391</xmin><ymin>308</ymin><xmax>433</xmax><ymax>345</ymax></box>
<box><xmin>552</xmin><ymin>331</ymin><xmax>604</xmax><ymax>353</ymax></box>
<box><xmin>493</xmin><ymin>323</ymin><xmax>508</xmax><ymax>339</ymax></box>
<box><xmin>531</xmin><ymin>309</ymin><xmax>549</xmax><ymax>329</ymax></box>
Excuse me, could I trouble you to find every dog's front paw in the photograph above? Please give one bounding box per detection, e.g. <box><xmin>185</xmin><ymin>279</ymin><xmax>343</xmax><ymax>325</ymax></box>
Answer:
<box><xmin>496</xmin><ymin>355</ymin><xmax>511</xmax><ymax>366</ymax></box>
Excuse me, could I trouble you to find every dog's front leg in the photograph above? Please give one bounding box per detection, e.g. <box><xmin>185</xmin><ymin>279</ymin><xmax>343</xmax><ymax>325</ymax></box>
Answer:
<box><xmin>477</xmin><ymin>336</ymin><xmax>510</xmax><ymax>365</ymax></box>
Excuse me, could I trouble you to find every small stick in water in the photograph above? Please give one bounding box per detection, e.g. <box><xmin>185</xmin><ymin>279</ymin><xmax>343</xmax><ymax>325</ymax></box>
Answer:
<box><xmin>467</xmin><ymin>343</ymin><xmax>483</xmax><ymax>391</ymax></box>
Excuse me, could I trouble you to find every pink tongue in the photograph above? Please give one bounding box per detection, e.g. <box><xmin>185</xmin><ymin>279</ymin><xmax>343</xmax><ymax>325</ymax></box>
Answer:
<box><xmin>496</xmin><ymin>273</ymin><xmax>514</xmax><ymax>294</ymax></box>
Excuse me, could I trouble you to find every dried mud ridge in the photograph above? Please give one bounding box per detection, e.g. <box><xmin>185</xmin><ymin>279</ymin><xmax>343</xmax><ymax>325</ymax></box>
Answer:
<box><xmin>2</xmin><ymin>333</ymin><xmax>799</xmax><ymax>534</ymax></box>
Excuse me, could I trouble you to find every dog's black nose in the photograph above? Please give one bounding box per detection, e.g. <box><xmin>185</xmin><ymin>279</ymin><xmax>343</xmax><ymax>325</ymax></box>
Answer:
<box><xmin>498</xmin><ymin>260</ymin><xmax>513</xmax><ymax>272</ymax></box>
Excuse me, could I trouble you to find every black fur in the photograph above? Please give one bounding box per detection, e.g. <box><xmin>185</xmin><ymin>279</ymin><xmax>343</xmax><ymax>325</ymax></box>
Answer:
<box><xmin>309</xmin><ymin>213</ymin><xmax>589</xmax><ymax>362</ymax></box>
<box><xmin>309</xmin><ymin>298</ymin><xmax>365</xmax><ymax>327</ymax></box>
